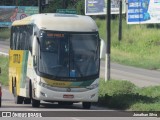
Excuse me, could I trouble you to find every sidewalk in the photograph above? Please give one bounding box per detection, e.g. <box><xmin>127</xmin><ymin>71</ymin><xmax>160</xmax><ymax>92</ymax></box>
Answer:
<box><xmin>0</xmin><ymin>39</ymin><xmax>10</xmax><ymax>46</ymax></box>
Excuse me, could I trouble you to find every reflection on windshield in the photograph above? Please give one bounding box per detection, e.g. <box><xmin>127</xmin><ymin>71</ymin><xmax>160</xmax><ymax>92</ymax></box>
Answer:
<box><xmin>70</xmin><ymin>34</ymin><xmax>99</xmax><ymax>77</ymax></box>
<box><xmin>39</xmin><ymin>32</ymin><xmax>99</xmax><ymax>79</ymax></box>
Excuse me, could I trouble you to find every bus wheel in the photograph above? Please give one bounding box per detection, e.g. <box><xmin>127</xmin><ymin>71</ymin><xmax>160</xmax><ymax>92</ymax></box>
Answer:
<box><xmin>32</xmin><ymin>99</ymin><xmax>40</xmax><ymax>108</ymax></box>
<box><xmin>12</xmin><ymin>78</ymin><xmax>14</xmax><ymax>94</ymax></box>
<box><xmin>29</xmin><ymin>81</ymin><xmax>40</xmax><ymax>107</ymax></box>
<box><xmin>24</xmin><ymin>98</ymin><xmax>31</xmax><ymax>104</ymax></box>
<box><xmin>82</xmin><ymin>102</ymin><xmax>91</xmax><ymax>109</ymax></box>
<box><xmin>14</xmin><ymin>86</ymin><xmax>24</xmax><ymax>104</ymax></box>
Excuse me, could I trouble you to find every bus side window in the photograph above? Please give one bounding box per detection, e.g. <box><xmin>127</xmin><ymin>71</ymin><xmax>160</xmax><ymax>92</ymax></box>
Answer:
<box><xmin>10</xmin><ymin>27</ymin><xmax>16</xmax><ymax>50</ymax></box>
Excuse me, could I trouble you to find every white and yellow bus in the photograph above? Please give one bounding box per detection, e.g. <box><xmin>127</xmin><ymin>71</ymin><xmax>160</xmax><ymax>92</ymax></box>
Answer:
<box><xmin>9</xmin><ymin>13</ymin><xmax>100</xmax><ymax>109</ymax></box>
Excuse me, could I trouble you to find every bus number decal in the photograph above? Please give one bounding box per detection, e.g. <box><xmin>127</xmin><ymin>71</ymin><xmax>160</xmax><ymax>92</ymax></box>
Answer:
<box><xmin>13</xmin><ymin>54</ymin><xmax>21</xmax><ymax>64</ymax></box>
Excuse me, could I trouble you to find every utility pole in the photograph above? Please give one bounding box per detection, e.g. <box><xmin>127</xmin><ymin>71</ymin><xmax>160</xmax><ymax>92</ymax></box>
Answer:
<box><xmin>16</xmin><ymin>0</ymin><xmax>18</xmax><ymax>6</ymax></box>
<box><xmin>105</xmin><ymin>0</ymin><xmax>111</xmax><ymax>81</ymax></box>
<box><xmin>63</xmin><ymin>0</ymin><xmax>66</xmax><ymax>9</ymax></box>
<box><xmin>118</xmin><ymin>0</ymin><xmax>122</xmax><ymax>41</ymax></box>
<box><xmin>38</xmin><ymin>0</ymin><xmax>41</xmax><ymax>13</ymax></box>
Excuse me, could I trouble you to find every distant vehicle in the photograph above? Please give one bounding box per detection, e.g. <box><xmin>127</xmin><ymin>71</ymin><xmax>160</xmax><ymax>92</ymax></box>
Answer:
<box><xmin>0</xmin><ymin>67</ymin><xmax>2</xmax><ymax>107</ymax></box>
<box><xmin>9</xmin><ymin>13</ymin><xmax>100</xmax><ymax>109</ymax></box>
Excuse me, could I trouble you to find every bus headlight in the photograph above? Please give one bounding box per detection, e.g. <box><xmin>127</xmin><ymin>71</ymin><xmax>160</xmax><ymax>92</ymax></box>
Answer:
<box><xmin>39</xmin><ymin>81</ymin><xmax>48</xmax><ymax>88</ymax></box>
<box><xmin>86</xmin><ymin>83</ymin><xmax>98</xmax><ymax>90</ymax></box>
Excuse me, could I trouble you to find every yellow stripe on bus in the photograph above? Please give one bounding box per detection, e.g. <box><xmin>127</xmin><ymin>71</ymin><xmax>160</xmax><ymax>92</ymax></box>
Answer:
<box><xmin>9</xmin><ymin>50</ymin><xmax>24</xmax><ymax>95</ymax></box>
<box><xmin>43</xmin><ymin>78</ymin><xmax>72</xmax><ymax>88</ymax></box>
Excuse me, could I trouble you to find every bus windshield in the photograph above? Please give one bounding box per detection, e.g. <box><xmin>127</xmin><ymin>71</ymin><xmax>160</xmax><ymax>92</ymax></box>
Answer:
<box><xmin>39</xmin><ymin>31</ymin><xmax>100</xmax><ymax>80</ymax></box>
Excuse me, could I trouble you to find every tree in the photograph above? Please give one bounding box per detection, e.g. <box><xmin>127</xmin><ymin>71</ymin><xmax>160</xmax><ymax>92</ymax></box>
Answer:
<box><xmin>43</xmin><ymin>0</ymin><xmax>85</xmax><ymax>15</ymax></box>
<box><xmin>0</xmin><ymin>0</ymin><xmax>37</xmax><ymax>6</ymax></box>
<box><xmin>43</xmin><ymin>0</ymin><xmax>64</xmax><ymax>13</ymax></box>
<box><xmin>75</xmin><ymin>0</ymin><xmax>84</xmax><ymax>15</ymax></box>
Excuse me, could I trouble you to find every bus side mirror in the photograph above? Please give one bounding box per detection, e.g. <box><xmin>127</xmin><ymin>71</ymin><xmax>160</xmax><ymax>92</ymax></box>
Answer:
<box><xmin>32</xmin><ymin>36</ymin><xmax>38</xmax><ymax>56</ymax></box>
<box><xmin>0</xmin><ymin>67</ymin><xmax>1</xmax><ymax>75</ymax></box>
<box><xmin>100</xmin><ymin>39</ymin><xmax>106</xmax><ymax>59</ymax></box>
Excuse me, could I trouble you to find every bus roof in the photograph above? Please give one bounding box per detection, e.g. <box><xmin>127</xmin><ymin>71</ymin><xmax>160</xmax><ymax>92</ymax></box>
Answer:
<box><xmin>12</xmin><ymin>13</ymin><xmax>98</xmax><ymax>32</ymax></box>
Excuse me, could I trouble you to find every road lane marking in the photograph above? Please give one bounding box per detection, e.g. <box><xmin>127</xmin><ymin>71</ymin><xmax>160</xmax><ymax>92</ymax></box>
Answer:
<box><xmin>0</xmin><ymin>52</ymin><xmax>9</xmax><ymax>56</ymax></box>
<box><xmin>72</xmin><ymin>118</ymin><xmax>81</xmax><ymax>120</ymax></box>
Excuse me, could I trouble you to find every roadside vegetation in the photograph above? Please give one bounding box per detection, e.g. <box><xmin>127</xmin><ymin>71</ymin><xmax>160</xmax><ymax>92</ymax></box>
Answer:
<box><xmin>0</xmin><ymin>56</ymin><xmax>9</xmax><ymax>86</ymax></box>
<box><xmin>97</xmin><ymin>79</ymin><xmax>160</xmax><ymax>111</ymax></box>
<box><xmin>96</xmin><ymin>18</ymin><xmax>160</xmax><ymax>70</ymax></box>
<box><xmin>0</xmin><ymin>28</ymin><xmax>10</xmax><ymax>39</ymax></box>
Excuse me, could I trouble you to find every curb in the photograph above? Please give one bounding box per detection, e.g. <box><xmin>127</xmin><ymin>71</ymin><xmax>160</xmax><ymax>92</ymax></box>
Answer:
<box><xmin>0</xmin><ymin>52</ymin><xmax>9</xmax><ymax>56</ymax></box>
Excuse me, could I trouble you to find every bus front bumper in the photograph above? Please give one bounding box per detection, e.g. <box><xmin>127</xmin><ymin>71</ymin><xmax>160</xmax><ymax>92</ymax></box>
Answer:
<box><xmin>33</xmin><ymin>83</ymin><xmax>98</xmax><ymax>102</ymax></box>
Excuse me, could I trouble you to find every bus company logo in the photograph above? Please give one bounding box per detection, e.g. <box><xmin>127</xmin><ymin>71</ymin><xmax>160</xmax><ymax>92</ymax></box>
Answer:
<box><xmin>2</xmin><ymin>112</ymin><xmax>12</xmax><ymax>117</ymax></box>
<box><xmin>66</xmin><ymin>88</ymin><xmax>71</xmax><ymax>92</ymax></box>
<box><xmin>1</xmin><ymin>112</ymin><xmax>42</xmax><ymax>117</ymax></box>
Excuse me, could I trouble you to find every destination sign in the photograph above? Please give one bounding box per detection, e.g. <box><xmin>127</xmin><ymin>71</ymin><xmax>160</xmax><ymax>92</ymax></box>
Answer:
<box><xmin>47</xmin><ymin>33</ymin><xmax>64</xmax><ymax>37</ymax></box>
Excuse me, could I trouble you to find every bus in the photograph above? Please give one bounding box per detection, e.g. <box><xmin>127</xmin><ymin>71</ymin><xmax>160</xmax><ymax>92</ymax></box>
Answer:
<box><xmin>9</xmin><ymin>13</ymin><xmax>100</xmax><ymax>109</ymax></box>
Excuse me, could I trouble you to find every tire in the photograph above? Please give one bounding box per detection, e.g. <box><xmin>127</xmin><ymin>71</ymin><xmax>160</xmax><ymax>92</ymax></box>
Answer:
<box><xmin>12</xmin><ymin>78</ymin><xmax>14</xmax><ymax>94</ymax></box>
<box><xmin>24</xmin><ymin>98</ymin><xmax>31</xmax><ymax>104</ymax></box>
<box><xmin>29</xmin><ymin>81</ymin><xmax>40</xmax><ymax>107</ymax></box>
<box><xmin>13</xmin><ymin>86</ymin><xmax>24</xmax><ymax>104</ymax></box>
<box><xmin>32</xmin><ymin>99</ymin><xmax>40</xmax><ymax>108</ymax></box>
<box><xmin>82</xmin><ymin>102</ymin><xmax>91</xmax><ymax>109</ymax></box>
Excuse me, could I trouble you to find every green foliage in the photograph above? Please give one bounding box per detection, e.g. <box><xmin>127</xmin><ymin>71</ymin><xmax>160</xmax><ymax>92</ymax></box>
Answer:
<box><xmin>0</xmin><ymin>56</ymin><xmax>9</xmax><ymax>86</ymax></box>
<box><xmin>99</xmin><ymin>79</ymin><xmax>136</xmax><ymax>97</ymax></box>
<box><xmin>0</xmin><ymin>0</ymin><xmax>37</xmax><ymax>6</ymax></box>
<box><xmin>43</xmin><ymin>0</ymin><xmax>84</xmax><ymax>15</ymax></box>
<box><xmin>97</xmin><ymin>18</ymin><xmax>160</xmax><ymax>70</ymax></box>
<box><xmin>43</xmin><ymin>0</ymin><xmax>64</xmax><ymax>13</ymax></box>
<box><xmin>97</xmin><ymin>80</ymin><xmax>160</xmax><ymax>111</ymax></box>
<box><xmin>131</xmin><ymin>86</ymin><xmax>160</xmax><ymax>111</ymax></box>
<box><xmin>98</xmin><ymin>79</ymin><xmax>137</xmax><ymax>109</ymax></box>
<box><xmin>0</xmin><ymin>28</ymin><xmax>10</xmax><ymax>39</ymax></box>
<box><xmin>75</xmin><ymin>0</ymin><xmax>85</xmax><ymax>15</ymax></box>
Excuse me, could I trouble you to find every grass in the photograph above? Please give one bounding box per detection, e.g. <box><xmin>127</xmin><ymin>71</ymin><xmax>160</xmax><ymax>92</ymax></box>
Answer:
<box><xmin>0</xmin><ymin>56</ymin><xmax>9</xmax><ymax>86</ymax></box>
<box><xmin>0</xmin><ymin>28</ymin><xmax>10</xmax><ymax>39</ymax></box>
<box><xmin>97</xmin><ymin>79</ymin><xmax>160</xmax><ymax>111</ymax></box>
<box><xmin>96</xmin><ymin>18</ymin><xmax>160</xmax><ymax>70</ymax></box>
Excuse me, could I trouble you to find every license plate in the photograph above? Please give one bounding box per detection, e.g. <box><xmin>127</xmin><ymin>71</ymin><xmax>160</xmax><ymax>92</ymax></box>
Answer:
<box><xmin>63</xmin><ymin>94</ymin><xmax>74</xmax><ymax>98</ymax></box>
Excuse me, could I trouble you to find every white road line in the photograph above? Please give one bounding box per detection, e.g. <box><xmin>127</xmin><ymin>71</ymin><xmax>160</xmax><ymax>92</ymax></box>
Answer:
<box><xmin>72</xmin><ymin>117</ymin><xmax>81</xmax><ymax>120</ymax></box>
<box><xmin>0</xmin><ymin>51</ymin><xmax>9</xmax><ymax>56</ymax></box>
<box><xmin>27</xmin><ymin>109</ymin><xmax>39</xmax><ymax>111</ymax></box>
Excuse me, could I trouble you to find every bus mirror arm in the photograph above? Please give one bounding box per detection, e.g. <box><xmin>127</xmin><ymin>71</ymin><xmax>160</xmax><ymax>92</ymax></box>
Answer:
<box><xmin>33</xmin><ymin>55</ymin><xmax>37</xmax><ymax>66</ymax></box>
<box><xmin>100</xmin><ymin>39</ymin><xmax>106</xmax><ymax>59</ymax></box>
<box><xmin>33</xmin><ymin>36</ymin><xmax>39</xmax><ymax>56</ymax></box>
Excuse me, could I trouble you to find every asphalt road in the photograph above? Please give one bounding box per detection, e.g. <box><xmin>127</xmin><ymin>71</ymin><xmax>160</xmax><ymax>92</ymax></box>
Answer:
<box><xmin>101</xmin><ymin>62</ymin><xmax>160</xmax><ymax>87</ymax></box>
